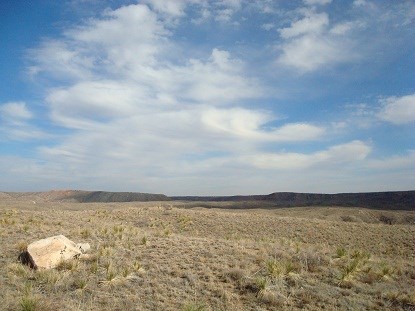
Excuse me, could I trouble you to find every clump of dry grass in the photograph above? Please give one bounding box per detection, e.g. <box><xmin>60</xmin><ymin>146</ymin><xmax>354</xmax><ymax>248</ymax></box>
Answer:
<box><xmin>16</xmin><ymin>240</ymin><xmax>28</xmax><ymax>253</ymax></box>
<box><xmin>181</xmin><ymin>301</ymin><xmax>206</xmax><ymax>311</ymax></box>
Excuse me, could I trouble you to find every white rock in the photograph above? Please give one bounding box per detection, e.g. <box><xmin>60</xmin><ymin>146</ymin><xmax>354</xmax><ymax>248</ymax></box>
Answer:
<box><xmin>76</xmin><ymin>243</ymin><xmax>91</xmax><ymax>253</ymax></box>
<box><xmin>22</xmin><ymin>235</ymin><xmax>88</xmax><ymax>269</ymax></box>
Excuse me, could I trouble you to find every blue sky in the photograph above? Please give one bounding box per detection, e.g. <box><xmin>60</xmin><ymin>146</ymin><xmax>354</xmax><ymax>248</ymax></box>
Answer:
<box><xmin>0</xmin><ymin>0</ymin><xmax>414</xmax><ymax>195</ymax></box>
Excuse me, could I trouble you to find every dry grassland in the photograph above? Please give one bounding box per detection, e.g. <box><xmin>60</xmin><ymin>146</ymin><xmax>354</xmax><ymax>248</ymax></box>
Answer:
<box><xmin>0</xmin><ymin>199</ymin><xmax>414</xmax><ymax>310</ymax></box>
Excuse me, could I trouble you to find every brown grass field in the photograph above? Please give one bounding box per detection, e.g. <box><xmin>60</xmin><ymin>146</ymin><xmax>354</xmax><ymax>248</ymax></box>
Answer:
<box><xmin>0</xmin><ymin>196</ymin><xmax>414</xmax><ymax>310</ymax></box>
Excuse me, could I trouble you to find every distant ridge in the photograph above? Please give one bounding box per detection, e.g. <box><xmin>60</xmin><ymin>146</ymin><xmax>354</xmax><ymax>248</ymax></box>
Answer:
<box><xmin>0</xmin><ymin>190</ymin><xmax>169</xmax><ymax>203</ymax></box>
<box><xmin>66</xmin><ymin>191</ymin><xmax>169</xmax><ymax>203</ymax></box>
<box><xmin>171</xmin><ymin>191</ymin><xmax>415</xmax><ymax>210</ymax></box>
<box><xmin>0</xmin><ymin>190</ymin><xmax>413</xmax><ymax>210</ymax></box>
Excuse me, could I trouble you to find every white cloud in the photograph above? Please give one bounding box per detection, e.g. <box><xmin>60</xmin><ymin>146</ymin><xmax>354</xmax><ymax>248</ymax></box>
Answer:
<box><xmin>271</xmin><ymin>123</ymin><xmax>325</xmax><ymax>141</ymax></box>
<box><xmin>32</xmin><ymin>3</ymin><xmax>260</xmax><ymax>108</ymax></box>
<box><xmin>27</xmin><ymin>40</ymin><xmax>95</xmax><ymax>81</ymax></box>
<box><xmin>0</xmin><ymin>102</ymin><xmax>49</xmax><ymax>141</ymax></box>
<box><xmin>279</xmin><ymin>12</ymin><xmax>328</xmax><ymax>39</ymax></box>
<box><xmin>304</xmin><ymin>0</ymin><xmax>332</xmax><ymax>6</ymax></box>
<box><xmin>219</xmin><ymin>0</ymin><xmax>241</xmax><ymax>9</ymax></box>
<box><xmin>191</xmin><ymin>7</ymin><xmax>211</xmax><ymax>24</ymax></box>
<box><xmin>367</xmin><ymin>150</ymin><xmax>415</xmax><ymax>170</ymax></box>
<box><xmin>330</xmin><ymin>21</ymin><xmax>360</xmax><ymax>35</ymax></box>
<box><xmin>42</xmin><ymin>46</ymin><xmax>263</xmax><ymax>131</ymax></box>
<box><xmin>25</xmin><ymin>3</ymin><xmax>280</xmax><ymax>186</ymax></box>
<box><xmin>46</xmin><ymin>80</ymin><xmax>144</xmax><ymax>129</ymax></box>
<box><xmin>378</xmin><ymin>94</ymin><xmax>415</xmax><ymax>124</ymax></box>
<box><xmin>0</xmin><ymin>102</ymin><xmax>32</xmax><ymax>120</ymax></box>
<box><xmin>202</xmin><ymin>108</ymin><xmax>325</xmax><ymax>141</ymax></box>
<box><xmin>69</xmin><ymin>4</ymin><xmax>167</xmax><ymax>69</ymax></box>
<box><xmin>278</xmin><ymin>34</ymin><xmax>355</xmax><ymax>72</ymax></box>
<box><xmin>0</xmin><ymin>127</ymin><xmax>48</xmax><ymax>141</ymax></box>
<box><xmin>176</xmin><ymin>49</ymin><xmax>261</xmax><ymax>104</ymax></box>
<box><xmin>276</xmin><ymin>10</ymin><xmax>360</xmax><ymax>72</ymax></box>
<box><xmin>353</xmin><ymin>0</ymin><xmax>370</xmax><ymax>8</ymax></box>
<box><xmin>261</xmin><ymin>23</ymin><xmax>274</xmax><ymax>31</ymax></box>
<box><xmin>214</xmin><ymin>0</ymin><xmax>242</xmax><ymax>22</ymax></box>
<box><xmin>142</xmin><ymin>0</ymin><xmax>189</xmax><ymax>17</ymax></box>
<box><xmin>246</xmin><ymin>140</ymin><xmax>371</xmax><ymax>169</ymax></box>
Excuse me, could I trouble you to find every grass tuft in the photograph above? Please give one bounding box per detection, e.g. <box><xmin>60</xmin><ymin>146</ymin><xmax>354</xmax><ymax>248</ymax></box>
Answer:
<box><xmin>181</xmin><ymin>302</ymin><xmax>206</xmax><ymax>311</ymax></box>
<box><xmin>20</xmin><ymin>296</ymin><xmax>37</xmax><ymax>311</ymax></box>
<box><xmin>335</xmin><ymin>247</ymin><xmax>346</xmax><ymax>258</ymax></box>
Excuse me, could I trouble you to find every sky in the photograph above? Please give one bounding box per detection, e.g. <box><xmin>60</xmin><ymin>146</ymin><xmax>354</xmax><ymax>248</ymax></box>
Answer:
<box><xmin>0</xmin><ymin>0</ymin><xmax>414</xmax><ymax>195</ymax></box>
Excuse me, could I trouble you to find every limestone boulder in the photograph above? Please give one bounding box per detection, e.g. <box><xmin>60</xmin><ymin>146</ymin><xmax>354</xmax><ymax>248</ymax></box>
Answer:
<box><xmin>18</xmin><ymin>235</ymin><xmax>90</xmax><ymax>269</ymax></box>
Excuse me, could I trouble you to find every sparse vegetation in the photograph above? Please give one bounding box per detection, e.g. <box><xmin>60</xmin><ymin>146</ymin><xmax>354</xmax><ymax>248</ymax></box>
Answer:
<box><xmin>0</xmin><ymin>196</ymin><xmax>414</xmax><ymax>310</ymax></box>
<box><xmin>20</xmin><ymin>296</ymin><xmax>37</xmax><ymax>311</ymax></box>
<box><xmin>181</xmin><ymin>302</ymin><xmax>206</xmax><ymax>311</ymax></box>
<box><xmin>335</xmin><ymin>247</ymin><xmax>347</xmax><ymax>258</ymax></box>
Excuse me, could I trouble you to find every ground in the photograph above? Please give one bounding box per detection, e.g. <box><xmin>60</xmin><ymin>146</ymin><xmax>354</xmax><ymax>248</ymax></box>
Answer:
<box><xmin>0</xmin><ymin>197</ymin><xmax>414</xmax><ymax>310</ymax></box>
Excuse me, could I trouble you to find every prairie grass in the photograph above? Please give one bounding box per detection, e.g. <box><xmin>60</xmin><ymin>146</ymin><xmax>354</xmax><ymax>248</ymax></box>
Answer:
<box><xmin>0</xmin><ymin>198</ymin><xmax>413</xmax><ymax>310</ymax></box>
<box><xmin>181</xmin><ymin>302</ymin><xmax>206</xmax><ymax>311</ymax></box>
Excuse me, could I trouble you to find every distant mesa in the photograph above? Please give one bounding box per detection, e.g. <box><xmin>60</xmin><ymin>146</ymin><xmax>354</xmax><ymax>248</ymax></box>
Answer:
<box><xmin>171</xmin><ymin>191</ymin><xmax>415</xmax><ymax>210</ymax></box>
<box><xmin>67</xmin><ymin>190</ymin><xmax>169</xmax><ymax>203</ymax></box>
<box><xmin>0</xmin><ymin>190</ymin><xmax>169</xmax><ymax>203</ymax></box>
<box><xmin>0</xmin><ymin>190</ymin><xmax>413</xmax><ymax>210</ymax></box>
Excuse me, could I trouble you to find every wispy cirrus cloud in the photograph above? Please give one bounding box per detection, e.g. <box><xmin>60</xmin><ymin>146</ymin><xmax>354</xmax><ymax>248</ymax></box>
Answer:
<box><xmin>0</xmin><ymin>102</ymin><xmax>48</xmax><ymax>141</ymax></box>
<box><xmin>0</xmin><ymin>102</ymin><xmax>32</xmax><ymax>120</ymax></box>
